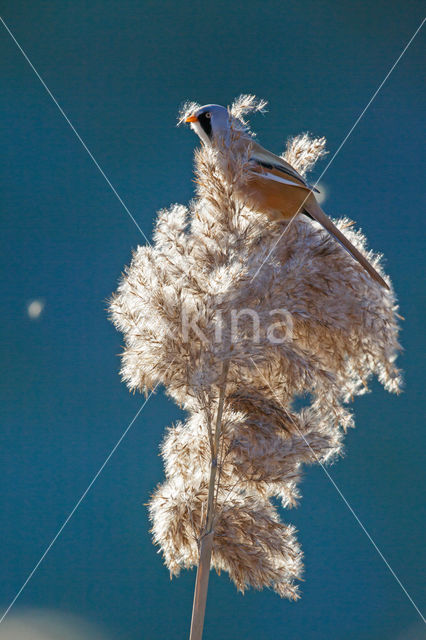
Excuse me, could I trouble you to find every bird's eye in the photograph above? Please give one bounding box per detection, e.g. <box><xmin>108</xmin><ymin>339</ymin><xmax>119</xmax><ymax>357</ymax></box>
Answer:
<box><xmin>205</xmin><ymin>112</ymin><xmax>211</xmax><ymax>119</ymax></box>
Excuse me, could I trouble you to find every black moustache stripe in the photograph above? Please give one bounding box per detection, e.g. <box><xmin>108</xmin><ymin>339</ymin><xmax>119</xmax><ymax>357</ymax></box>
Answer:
<box><xmin>198</xmin><ymin>112</ymin><xmax>212</xmax><ymax>138</ymax></box>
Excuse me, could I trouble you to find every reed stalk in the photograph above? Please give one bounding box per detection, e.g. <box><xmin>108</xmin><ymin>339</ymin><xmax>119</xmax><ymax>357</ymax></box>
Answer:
<box><xmin>189</xmin><ymin>360</ymin><xmax>230</xmax><ymax>640</ymax></box>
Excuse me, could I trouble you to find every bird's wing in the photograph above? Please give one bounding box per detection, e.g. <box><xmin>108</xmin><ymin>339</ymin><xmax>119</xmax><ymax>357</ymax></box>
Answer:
<box><xmin>250</xmin><ymin>141</ymin><xmax>319</xmax><ymax>192</ymax></box>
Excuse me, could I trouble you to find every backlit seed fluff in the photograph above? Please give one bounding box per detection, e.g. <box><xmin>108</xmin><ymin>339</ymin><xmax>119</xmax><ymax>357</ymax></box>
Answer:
<box><xmin>109</xmin><ymin>95</ymin><xmax>402</xmax><ymax>598</ymax></box>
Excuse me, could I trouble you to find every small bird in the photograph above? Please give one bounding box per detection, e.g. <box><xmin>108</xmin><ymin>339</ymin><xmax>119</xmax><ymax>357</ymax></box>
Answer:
<box><xmin>185</xmin><ymin>104</ymin><xmax>388</xmax><ymax>289</ymax></box>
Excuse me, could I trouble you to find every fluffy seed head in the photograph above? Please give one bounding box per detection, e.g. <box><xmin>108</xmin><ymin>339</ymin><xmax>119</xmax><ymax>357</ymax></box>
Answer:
<box><xmin>110</xmin><ymin>95</ymin><xmax>402</xmax><ymax>598</ymax></box>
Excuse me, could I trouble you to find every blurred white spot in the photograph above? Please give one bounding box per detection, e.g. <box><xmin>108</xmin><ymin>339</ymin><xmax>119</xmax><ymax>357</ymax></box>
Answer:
<box><xmin>0</xmin><ymin>609</ymin><xmax>110</xmax><ymax>640</ymax></box>
<box><xmin>315</xmin><ymin>182</ymin><xmax>328</xmax><ymax>206</ymax></box>
<box><xmin>27</xmin><ymin>300</ymin><xmax>45</xmax><ymax>320</ymax></box>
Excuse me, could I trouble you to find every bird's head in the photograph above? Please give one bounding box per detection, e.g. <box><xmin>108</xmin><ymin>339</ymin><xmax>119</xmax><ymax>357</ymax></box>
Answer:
<box><xmin>185</xmin><ymin>104</ymin><xmax>231</xmax><ymax>146</ymax></box>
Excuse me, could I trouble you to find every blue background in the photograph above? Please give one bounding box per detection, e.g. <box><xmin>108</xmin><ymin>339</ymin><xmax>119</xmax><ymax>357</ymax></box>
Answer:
<box><xmin>1</xmin><ymin>2</ymin><xmax>425</xmax><ymax>639</ymax></box>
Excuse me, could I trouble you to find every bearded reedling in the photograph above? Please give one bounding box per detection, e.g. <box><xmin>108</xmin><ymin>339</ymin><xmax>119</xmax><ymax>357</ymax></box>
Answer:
<box><xmin>185</xmin><ymin>104</ymin><xmax>388</xmax><ymax>289</ymax></box>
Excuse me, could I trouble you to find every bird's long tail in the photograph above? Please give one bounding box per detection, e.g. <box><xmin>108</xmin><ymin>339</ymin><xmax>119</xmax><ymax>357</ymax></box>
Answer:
<box><xmin>304</xmin><ymin>199</ymin><xmax>389</xmax><ymax>289</ymax></box>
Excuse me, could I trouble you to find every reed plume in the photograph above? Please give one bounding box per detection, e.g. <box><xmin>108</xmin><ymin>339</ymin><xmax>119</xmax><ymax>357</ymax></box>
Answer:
<box><xmin>109</xmin><ymin>95</ymin><xmax>401</xmax><ymax>638</ymax></box>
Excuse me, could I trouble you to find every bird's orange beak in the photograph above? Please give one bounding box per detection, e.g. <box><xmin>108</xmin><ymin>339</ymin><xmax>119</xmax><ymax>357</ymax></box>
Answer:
<box><xmin>185</xmin><ymin>115</ymin><xmax>198</xmax><ymax>123</ymax></box>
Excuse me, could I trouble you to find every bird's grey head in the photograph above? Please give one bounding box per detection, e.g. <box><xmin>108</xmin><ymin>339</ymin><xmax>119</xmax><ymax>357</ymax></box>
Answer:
<box><xmin>185</xmin><ymin>104</ymin><xmax>230</xmax><ymax>146</ymax></box>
